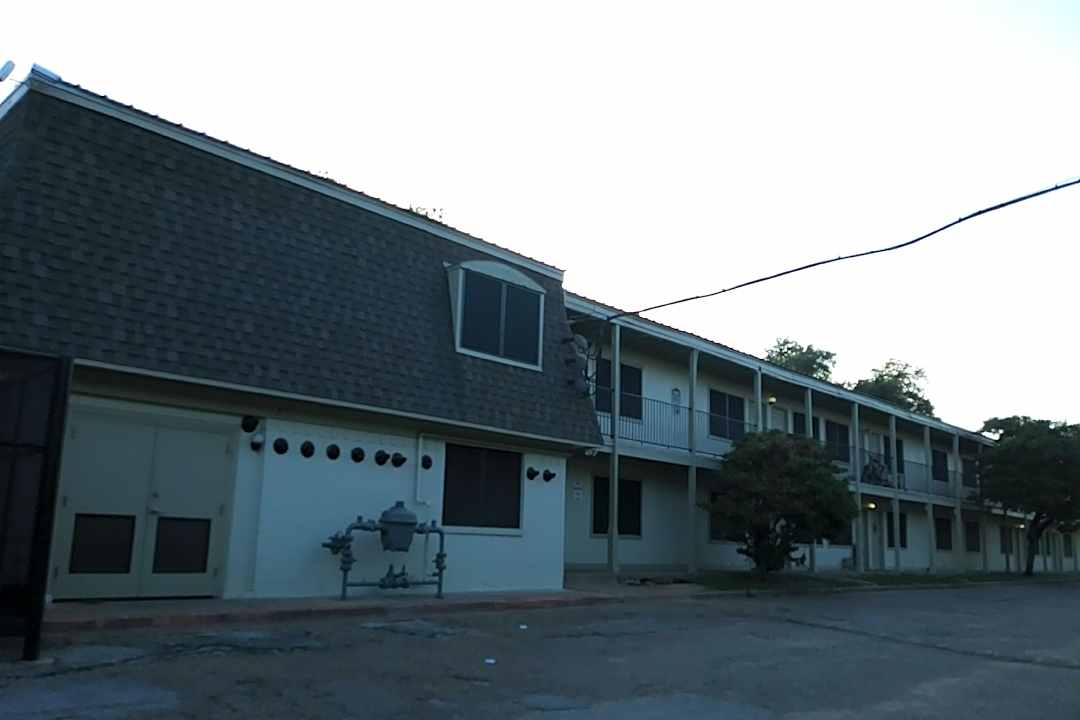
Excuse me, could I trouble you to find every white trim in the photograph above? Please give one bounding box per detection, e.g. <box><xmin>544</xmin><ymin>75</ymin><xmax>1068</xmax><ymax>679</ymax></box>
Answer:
<box><xmin>0</xmin><ymin>82</ymin><xmax>29</xmax><ymax>124</ymax></box>
<box><xmin>455</xmin><ymin>346</ymin><xmax>544</xmax><ymax>372</ymax></box>
<box><xmin>456</xmin><ymin>260</ymin><xmax>545</xmax><ymax>293</ymax></box>
<box><xmin>72</xmin><ymin>359</ymin><xmax>598</xmax><ymax>449</ymax></box>
<box><xmin>24</xmin><ymin>73</ymin><xmax>563</xmax><ymax>281</ymax></box>
<box><xmin>566</xmin><ymin>294</ymin><xmax>989</xmax><ymax>444</ymax></box>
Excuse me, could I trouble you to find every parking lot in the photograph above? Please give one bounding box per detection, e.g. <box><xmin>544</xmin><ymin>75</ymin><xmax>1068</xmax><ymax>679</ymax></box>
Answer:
<box><xmin>2</xmin><ymin>582</ymin><xmax>1078</xmax><ymax>719</ymax></box>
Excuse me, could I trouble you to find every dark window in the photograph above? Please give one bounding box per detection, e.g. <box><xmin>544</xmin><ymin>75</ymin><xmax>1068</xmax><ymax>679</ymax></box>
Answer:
<box><xmin>932</xmin><ymin>449</ymin><xmax>949</xmax><ymax>483</ymax></box>
<box><xmin>708</xmin><ymin>491</ymin><xmax>745</xmax><ymax>542</ymax></box>
<box><xmin>595</xmin><ymin>359</ymin><xmax>643</xmax><ymax>420</ymax></box>
<box><xmin>824</xmin><ymin>421</ymin><xmax>849</xmax><ymax>462</ymax></box>
<box><xmin>830</xmin><ymin>520</ymin><xmax>853</xmax><ymax>546</ymax></box>
<box><xmin>962</xmin><ymin>458</ymin><xmax>978</xmax><ymax>487</ymax></box>
<box><xmin>152</xmin><ymin>517</ymin><xmax>211</xmax><ymax>574</ymax></box>
<box><xmin>935</xmin><ymin>517</ymin><xmax>952</xmax><ymax>550</ymax></box>
<box><xmin>1065</xmin><ymin>534</ymin><xmax>1074</xmax><ymax>558</ymax></box>
<box><xmin>69</xmin><ymin>514</ymin><xmax>135</xmax><ymax>574</ymax></box>
<box><xmin>886</xmin><ymin>511</ymin><xmax>908</xmax><ymax>549</ymax></box>
<box><xmin>793</xmin><ymin>412</ymin><xmax>806</xmax><ymax>437</ymax></box>
<box><xmin>460</xmin><ymin>270</ymin><xmax>542</xmax><ymax>365</ymax></box>
<box><xmin>884</xmin><ymin>438</ymin><xmax>905</xmax><ymax>472</ymax></box>
<box><xmin>442</xmin><ymin>444</ymin><xmax>522</xmax><ymax>529</ymax></box>
<box><xmin>709</xmin><ymin>390</ymin><xmax>746</xmax><ymax>440</ymax></box>
<box><xmin>1000</xmin><ymin>526</ymin><xmax>1013</xmax><ymax>555</ymax></box>
<box><xmin>964</xmin><ymin>520</ymin><xmax>980</xmax><ymax>553</ymax></box>
<box><xmin>592</xmin><ymin>477</ymin><xmax>642</xmax><ymax>536</ymax></box>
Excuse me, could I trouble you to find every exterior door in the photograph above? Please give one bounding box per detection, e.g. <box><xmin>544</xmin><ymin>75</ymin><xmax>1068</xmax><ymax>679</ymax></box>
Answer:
<box><xmin>139</xmin><ymin>428</ymin><xmax>231</xmax><ymax>597</ymax></box>
<box><xmin>51</xmin><ymin>406</ymin><xmax>233</xmax><ymax>599</ymax></box>
<box><xmin>50</xmin><ymin>415</ymin><xmax>155</xmax><ymax>599</ymax></box>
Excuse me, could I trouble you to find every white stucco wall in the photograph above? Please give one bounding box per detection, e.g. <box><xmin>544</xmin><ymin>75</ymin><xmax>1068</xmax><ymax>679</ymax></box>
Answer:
<box><xmin>565</xmin><ymin>456</ymin><xmax>689</xmax><ymax>569</ymax></box>
<box><xmin>246</xmin><ymin>419</ymin><xmax>568</xmax><ymax>598</ymax></box>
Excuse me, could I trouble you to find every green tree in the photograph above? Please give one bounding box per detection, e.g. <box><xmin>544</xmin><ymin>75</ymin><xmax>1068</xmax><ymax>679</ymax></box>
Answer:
<box><xmin>980</xmin><ymin>416</ymin><xmax>1080</xmax><ymax>576</ymax></box>
<box><xmin>850</xmin><ymin>360</ymin><xmax>935</xmax><ymax>416</ymax></box>
<box><xmin>765</xmin><ymin>338</ymin><xmax>836</xmax><ymax>381</ymax></box>
<box><xmin>705</xmin><ymin>432</ymin><xmax>857</xmax><ymax>576</ymax></box>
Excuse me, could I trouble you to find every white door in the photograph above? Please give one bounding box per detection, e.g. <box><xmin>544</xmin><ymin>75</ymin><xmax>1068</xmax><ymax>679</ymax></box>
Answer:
<box><xmin>51</xmin><ymin>407</ymin><xmax>233</xmax><ymax>599</ymax></box>
<box><xmin>50</xmin><ymin>415</ymin><xmax>155</xmax><ymax>599</ymax></box>
<box><xmin>139</xmin><ymin>428</ymin><xmax>232</xmax><ymax>597</ymax></box>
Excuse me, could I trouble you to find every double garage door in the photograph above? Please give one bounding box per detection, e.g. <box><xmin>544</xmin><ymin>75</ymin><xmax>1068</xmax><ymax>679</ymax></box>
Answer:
<box><xmin>50</xmin><ymin>404</ymin><xmax>235</xmax><ymax>599</ymax></box>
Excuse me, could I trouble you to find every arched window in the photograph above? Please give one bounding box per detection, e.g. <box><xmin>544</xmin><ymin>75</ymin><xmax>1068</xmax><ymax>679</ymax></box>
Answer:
<box><xmin>447</xmin><ymin>261</ymin><xmax>545</xmax><ymax>370</ymax></box>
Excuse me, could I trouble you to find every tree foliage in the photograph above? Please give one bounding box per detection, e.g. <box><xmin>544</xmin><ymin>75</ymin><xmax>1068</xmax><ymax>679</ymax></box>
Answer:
<box><xmin>706</xmin><ymin>432</ymin><xmax>857</xmax><ymax>576</ymax></box>
<box><xmin>850</xmin><ymin>360</ymin><xmax>935</xmax><ymax>416</ymax></box>
<box><xmin>765</xmin><ymin>338</ymin><xmax>836</xmax><ymax>381</ymax></box>
<box><xmin>980</xmin><ymin>416</ymin><xmax>1080</xmax><ymax>575</ymax></box>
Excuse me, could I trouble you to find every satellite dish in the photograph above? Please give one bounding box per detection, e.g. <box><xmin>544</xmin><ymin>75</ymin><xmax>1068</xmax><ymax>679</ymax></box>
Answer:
<box><xmin>0</xmin><ymin>61</ymin><xmax>14</xmax><ymax>83</ymax></box>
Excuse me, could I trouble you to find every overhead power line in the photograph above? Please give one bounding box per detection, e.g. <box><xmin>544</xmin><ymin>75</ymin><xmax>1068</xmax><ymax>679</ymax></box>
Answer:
<box><xmin>606</xmin><ymin>176</ymin><xmax>1080</xmax><ymax>322</ymax></box>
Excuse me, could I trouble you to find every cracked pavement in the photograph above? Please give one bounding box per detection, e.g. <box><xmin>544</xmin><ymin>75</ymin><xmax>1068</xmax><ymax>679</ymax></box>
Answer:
<box><xmin>1</xmin><ymin>584</ymin><xmax>1078</xmax><ymax>718</ymax></box>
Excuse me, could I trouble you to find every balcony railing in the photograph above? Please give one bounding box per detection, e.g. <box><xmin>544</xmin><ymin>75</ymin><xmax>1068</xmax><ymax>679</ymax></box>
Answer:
<box><xmin>593</xmin><ymin>392</ymin><xmax>981</xmax><ymax>503</ymax></box>
<box><xmin>594</xmin><ymin>390</ymin><xmax>755</xmax><ymax>455</ymax></box>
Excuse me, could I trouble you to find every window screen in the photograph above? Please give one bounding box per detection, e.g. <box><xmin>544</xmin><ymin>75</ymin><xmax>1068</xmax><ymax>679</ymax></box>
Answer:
<box><xmin>595</xmin><ymin>360</ymin><xmax>643</xmax><ymax>420</ymax></box>
<box><xmin>152</xmin><ymin>517</ymin><xmax>211</xmax><ymax>574</ymax></box>
<box><xmin>592</xmin><ymin>477</ymin><xmax>642</xmax><ymax>536</ymax></box>
<box><xmin>1064</xmin><ymin>534</ymin><xmax>1074</xmax><ymax>558</ymax></box>
<box><xmin>887</xmin><ymin>511</ymin><xmax>908</xmax><ymax>549</ymax></box>
<box><xmin>69</xmin><ymin>514</ymin><xmax>135</xmax><ymax>574</ymax></box>
<box><xmin>442</xmin><ymin>444</ymin><xmax>522</xmax><ymax>529</ymax></box>
<box><xmin>964</xmin><ymin>520</ymin><xmax>980</xmax><ymax>553</ymax></box>
<box><xmin>824</xmin><ymin>420</ymin><xmax>849</xmax><ymax>462</ymax></box>
<box><xmin>708</xmin><ymin>391</ymin><xmax>745</xmax><ymax>440</ymax></box>
<box><xmin>459</xmin><ymin>269</ymin><xmax>541</xmax><ymax>365</ymax></box>
<box><xmin>932</xmin><ymin>449</ymin><xmax>949</xmax><ymax>482</ymax></box>
<box><xmin>935</xmin><ymin>517</ymin><xmax>952</xmax><ymax>550</ymax></box>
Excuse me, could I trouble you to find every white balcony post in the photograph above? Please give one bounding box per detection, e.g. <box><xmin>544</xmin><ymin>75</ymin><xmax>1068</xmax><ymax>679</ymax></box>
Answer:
<box><xmin>804</xmin><ymin>388</ymin><xmax>816</xmax><ymax>572</ymax></box>
<box><xmin>951</xmin><ymin>435</ymin><xmax>963</xmax><ymax>568</ymax></box>
<box><xmin>889</xmin><ymin>415</ymin><xmax>901</xmax><ymax>570</ymax></box>
<box><xmin>951</xmin><ymin>435</ymin><xmax>960</xmax><ymax>497</ymax></box>
<box><xmin>978</xmin><ymin>443</ymin><xmax>988</xmax><ymax>572</ymax></box>
<box><xmin>607</xmin><ymin>323</ymin><xmax>621</xmax><ymax>575</ymax></box>
<box><xmin>997</xmin><ymin>520</ymin><xmax>1006</xmax><ymax>569</ymax></box>
<box><xmin>687</xmin><ymin>349</ymin><xmax>699</xmax><ymax>575</ymax></box>
<box><xmin>754</xmin><ymin>369</ymin><xmax>764</xmax><ymax>432</ymax></box>
<box><xmin>852</xmin><ymin>403</ymin><xmax>863</xmax><ymax>571</ymax></box>
<box><xmin>923</xmin><ymin>426</ymin><xmax>935</xmax><ymax>570</ymax></box>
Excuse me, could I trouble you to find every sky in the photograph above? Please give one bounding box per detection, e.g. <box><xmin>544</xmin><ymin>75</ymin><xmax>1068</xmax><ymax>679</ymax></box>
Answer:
<box><xmin>2</xmin><ymin>2</ymin><xmax>1078</xmax><ymax>430</ymax></box>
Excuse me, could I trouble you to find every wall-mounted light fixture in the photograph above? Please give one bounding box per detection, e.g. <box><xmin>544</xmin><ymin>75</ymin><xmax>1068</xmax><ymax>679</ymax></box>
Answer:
<box><xmin>867</xmin><ymin>501</ymin><xmax>877</xmax><ymax>510</ymax></box>
<box><xmin>391</xmin><ymin>452</ymin><xmax>407</xmax><ymax>468</ymax></box>
<box><xmin>767</xmin><ymin>395</ymin><xmax>778</xmax><ymax>405</ymax></box>
<box><xmin>543</xmin><ymin>469</ymin><xmax>557</xmax><ymax>482</ymax></box>
<box><xmin>526</xmin><ymin>467</ymin><xmax>540</xmax><ymax>480</ymax></box>
<box><xmin>375</xmin><ymin>450</ymin><xmax>390</xmax><ymax>466</ymax></box>
<box><xmin>421</xmin><ymin>455</ymin><xmax>433</xmax><ymax>470</ymax></box>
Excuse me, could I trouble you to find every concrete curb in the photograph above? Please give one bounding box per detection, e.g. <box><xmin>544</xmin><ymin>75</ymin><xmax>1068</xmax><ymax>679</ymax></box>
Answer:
<box><xmin>686</xmin><ymin>575</ymin><xmax>1080</xmax><ymax>599</ymax></box>
<box><xmin>42</xmin><ymin>577</ymin><xmax>1080</xmax><ymax>635</ymax></box>
<box><xmin>42</xmin><ymin>594</ymin><xmax>625</xmax><ymax>635</ymax></box>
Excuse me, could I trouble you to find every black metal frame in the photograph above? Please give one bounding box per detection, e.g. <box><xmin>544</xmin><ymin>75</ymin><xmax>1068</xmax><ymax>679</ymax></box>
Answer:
<box><xmin>0</xmin><ymin>348</ymin><xmax>71</xmax><ymax>661</ymax></box>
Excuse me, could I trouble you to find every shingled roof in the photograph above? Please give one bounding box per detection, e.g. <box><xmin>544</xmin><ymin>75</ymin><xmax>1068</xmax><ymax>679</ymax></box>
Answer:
<box><xmin>0</xmin><ymin>73</ymin><xmax>601</xmax><ymax>446</ymax></box>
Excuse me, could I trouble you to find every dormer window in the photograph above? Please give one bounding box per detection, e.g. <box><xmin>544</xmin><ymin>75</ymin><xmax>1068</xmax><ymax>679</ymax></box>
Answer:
<box><xmin>448</xmin><ymin>261</ymin><xmax>545</xmax><ymax>370</ymax></box>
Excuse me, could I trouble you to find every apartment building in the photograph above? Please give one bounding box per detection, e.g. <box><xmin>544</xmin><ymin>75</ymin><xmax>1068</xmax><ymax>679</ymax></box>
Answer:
<box><xmin>0</xmin><ymin>68</ymin><xmax>599</xmax><ymax>602</ymax></box>
<box><xmin>564</xmin><ymin>293</ymin><xmax>1080</xmax><ymax>576</ymax></box>
<box><xmin>1</xmin><ymin>68</ymin><xmax>1075</xmax><ymax>616</ymax></box>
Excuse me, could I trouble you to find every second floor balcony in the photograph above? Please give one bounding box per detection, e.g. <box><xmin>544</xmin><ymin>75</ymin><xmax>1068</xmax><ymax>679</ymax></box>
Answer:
<box><xmin>595</xmin><ymin>390</ymin><xmax>978</xmax><ymax>503</ymax></box>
